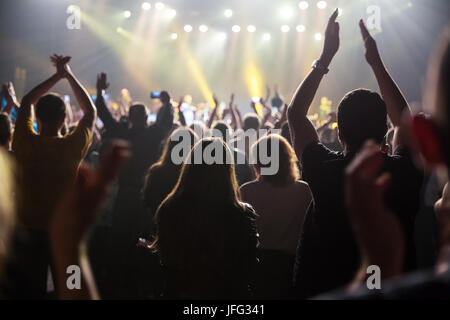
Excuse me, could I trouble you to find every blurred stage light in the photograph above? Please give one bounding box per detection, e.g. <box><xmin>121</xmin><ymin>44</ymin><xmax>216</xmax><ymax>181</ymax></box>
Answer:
<box><xmin>247</xmin><ymin>25</ymin><xmax>256</xmax><ymax>33</ymax></box>
<box><xmin>299</xmin><ymin>1</ymin><xmax>309</xmax><ymax>10</ymax></box>
<box><xmin>184</xmin><ymin>25</ymin><xmax>193</xmax><ymax>32</ymax></box>
<box><xmin>219</xmin><ymin>32</ymin><xmax>227</xmax><ymax>40</ymax></box>
<box><xmin>67</xmin><ymin>5</ymin><xmax>77</xmax><ymax>14</ymax></box>
<box><xmin>116</xmin><ymin>27</ymin><xmax>123</xmax><ymax>33</ymax></box>
<box><xmin>199</xmin><ymin>25</ymin><xmax>209</xmax><ymax>33</ymax></box>
<box><xmin>224</xmin><ymin>9</ymin><xmax>233</xmax><ymax>18</ymax></box>
<box><xmin>141</xmin><ymin>2</ymin><xmax>151</xmax><ymax>11</ymax></box>
<box><xmin>296</xmin><ymin>25</ymin><xmax>306</xmax><ymax>32</ymax></box>
<box><xmin>123</xmin><ymin>10</ymin><xmax>131</xmax><ymax>18</ymax></box>
<box><xmin>171</xmin><ymin>33</ymin><xmax>178</xmax><ymax>40</ymax></box>
<box><xmin>314</xmin><ymin>32</ymin><xmax>322</xmax><ymax>40</ymax></box>
<box><xmin>232</xmin><ymin>25</ymin><xmax>241</xmax><ymax>33</ymax></box>
<box><xmin>155</xmin><ymin>2</ymin><xmax>165</xmax><ymax>11</ymax></box>
<box><xmin>317</xmin><ymin>1</ymin><xmax>327</xmax><ymax>9</ymax></box>
<box><xmin>281</xmin><ymin>25</ymin><xmax>290</xmax><ymax>33</ymax></box>
<box><xmin>166</xmin><ymin>9</ymin><xmax>177</xmax><ymax>18</ymax></box>
<box><xmin>280</xmin><ymin>7</ymin><xmax>294</xmax><ymax>20</ymax></box>
<box><xmin>263</xmin><ymin>33</ymin><xmax>271</xmax><ymax>40</ymax></box>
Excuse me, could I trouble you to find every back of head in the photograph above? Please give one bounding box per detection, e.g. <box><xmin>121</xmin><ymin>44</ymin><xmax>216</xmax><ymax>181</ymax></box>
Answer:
<box><xmin>243</xmin><ymin>113</ymin><xmax>260</xmax><ymax>131</ymax></box>
<box><xmin>251</xmin><ymin>134</ymin><xmax>299</xmax><ymax>186</ymax></box>
<box><xmin>154</xmin><ymin>127</ymin><xmax>199</xmax><ymax>168</ymax></box>
<box><xmin>128</xmin><ymin>103</ymin><xmax>148</xmax><ymax>128</ymax></box>
<box><xmin>0</xmin><ymin>113</ymin><xmax>12</xmax><ymax>148</ymax></box>
<box><xmin>35</xmin><ymin>93</ymin><xmax>66</xmax><ymax>127</ymax></box>
<box><xmin>337</xmin><ymin>89</ymin><xmax>387</xmax><ymax>152</ymax></box>
<box><xmin>189</xmin><ymin>121</ymin><xmax>206</xmax><ymax>138</ymax></box>
<box><xmin>174</xmin><ymin>138</ymin><xmax>238</xmax><ymax>203</ymax></box>
<box><xmin>211</xmin><ymin>120</ymin><xmax>232</xmax><ymax>141</ymax></box>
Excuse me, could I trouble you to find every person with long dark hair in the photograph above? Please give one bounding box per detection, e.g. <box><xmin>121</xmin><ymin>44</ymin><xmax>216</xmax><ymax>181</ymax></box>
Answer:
<box><xmin>142</xmin><ymin>127</ymin><xmax>199</xmax><ymax>238</ymax></box>
<box><xmin>151</xmin><ymin>138</ymin><xmax>258</xmax><ymax>299</ymax></box>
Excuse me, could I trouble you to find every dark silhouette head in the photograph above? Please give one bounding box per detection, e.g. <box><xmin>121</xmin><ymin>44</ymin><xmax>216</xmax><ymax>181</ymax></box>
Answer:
<box><xmin>128</xmin><ymin>103</ymin><xmax>148</xmax><ymax>128</ymax></box>
<box><xmin>243</xmin><ymin>113</ymin><xmax>260</xmax><ymax>131</ymax></box>
<box><xmin>35</xmin><ymin>93</ymin><xmax>66</xmax><ymax>131</ymax></box>
<box><xmin>0</xmin><ymin>113</ymin><xmax>12</xmax><ymax>149</ymax></box>
<box><xmin>337</xmin><ymin>89</ymin><xmax>387</xmax><ymax>152</ymax></box>
<box><xmin>211</xmin><ymin>120</ymin><xmax>232</xmax><ymax>141</ymax></box>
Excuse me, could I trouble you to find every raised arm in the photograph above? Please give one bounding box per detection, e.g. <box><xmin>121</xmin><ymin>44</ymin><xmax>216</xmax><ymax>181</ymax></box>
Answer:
<box><xmin>287</xmin><ymin>9</ymin><xmax>340</xmax><ymax>158</ymax></box>
<box><xmin>53</xmin><ymin>55</ymin><xmax>96</xmax><ymax>129</ymax></box>
<box><xmin>359</xmin><ymin>20</ymin><xmax>411</xmax><ymax>151</ymax></box>
<box><xmin>2</xmin><ymin>82</ymin><xmax>19</xmax><ymax>115</ymax></box>
<box><xmin>177</xmin><ymin>96</ymin><xmax>187</xmax><ymax>127</ymax></box>
<box><xmin>206</xmin><ymin>95</ymin><xmax>219</xmax><ymax>128</ymax></box>
<box><xmin>95</xmin><ymin>73</ymin><xmax>118</xmax><ymax>131</ymax></box>
<box><xmin>50</xmin><ymin>141</ymin><xmax>129</xmax><ymax>300</ymax></box>
<box><xmin>18</xmin><ymin>65</ymin><xmax>63</xmax><ymax>124</ymax></box>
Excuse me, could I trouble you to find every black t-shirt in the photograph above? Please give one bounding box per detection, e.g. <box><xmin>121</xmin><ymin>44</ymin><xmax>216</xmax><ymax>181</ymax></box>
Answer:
<box><xmin>293</xmin><ymin>142</ymin><xmax>424</xmax><ymax>298</ymax></box>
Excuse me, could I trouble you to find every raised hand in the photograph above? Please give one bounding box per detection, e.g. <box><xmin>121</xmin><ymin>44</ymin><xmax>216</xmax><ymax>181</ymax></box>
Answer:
<box><xmin>345</xmin><ymin>140</ymin><xmax>405</xmax><ymax>283</ymax></box>
<box><xmin>50</xmin><ymin>54</ymin><xmax>72</xmax><ymax>78</ymax></box>
<box><xmin>2</xmin><ymin>82</ymin><xmax>18</xmax><ymax>106</ymax></box>
<box><xmin>229</xmin><ymin>93</ymin><xmax>235</xmax><ymax>108</ymax></box>
<box><xmin>321</xmin><ymin>8</ymin><xmax>340</xmax><ymax>65</ymax></box>
<box><xmin>359</xmin><ymin>19</ymin><xmax>382</xmax><ymax>67</ymax></box>
<box><xmin>51</xmin><ymin>141</ymin><xmax>129</xmax><ymax>247</ymax></box>
<box><xmin>96</xmin><ymin>73</ymin><xmax>110</xmax><ymax>93</ymax></box>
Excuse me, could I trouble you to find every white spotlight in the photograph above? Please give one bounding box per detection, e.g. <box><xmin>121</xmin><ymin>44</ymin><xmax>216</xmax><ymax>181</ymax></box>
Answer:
<box><xmin>141</xmin><ymin>2</ymin><xmax>151</xmax><ymax>11</ymax></box>
<box><xmin>171</xmin><ymin>33</ymin><xmax>178</xmax><ymax>40</ymax></box>
<box><xmin>263</xmin><ymin>33</ymin><xmax>271</xmax><ymax>40</ymax></box>
<box><xmin>166</xmin><ymin>9</ymin><xmax>177</xmax><ymax>18</ymax></box>
<box><xmin>224</xmin><ymin>9</ymin><xmax>233</xmax><ymax>18</ymax></box>
<box><xmin>314</xmin><ymin>32</ymin><xmax>322</xmax><ymax>40</ymax></box>
<box><xmin>281</xmin><ymin>25</ymin><xmax>290</xmax><ymax>33</ymax></box>
<box><xmin>296</xmin><ymin>25</ymin><xmax>306</xmax><ymax>32</ymax></box>
<box><xmin>155</xmin><ymin>2</ymin><xmax>165</xmax><ymax>10</ymax></box>
<box><xmin>199</xmin><ymin>25</ymin><xmax>208</xmax><ymax>33</ymax></box>
<box><xmin>184</xmin><ymin>25</ymin><xmax>193</xmax><ymax>33</ymax></box>
<box><xmin>317</xmin><ymin>1</ymin><xmax>327</xmax><ymax>9</ymax></box>
<box><xmin>299</xmin><ymin>1</ymin><xmax>309</xmax><ymax>10</ymax></box>
<box><xmin>123</xmin><ymin>10</ymin><xmax>131</xmax><ymax>18</ymax></box>
<box><xmin>247</xmin><ymin>25</ymin><xmax>256</xmax><ymax>33</ymax></box>
<box><xmin>280</xmin><ymin>7</ymin><xmax>293</xmax><ymax>20</ymax></box>
<box><xmin>232</xmin><ymin>25</ymin><xmax>241</xmax><ymax>33</ymax></box>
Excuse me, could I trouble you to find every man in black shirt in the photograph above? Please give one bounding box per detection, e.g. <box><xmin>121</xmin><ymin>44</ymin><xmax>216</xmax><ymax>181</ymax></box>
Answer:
<box><xmin>287</xmin><ymin>10</ymin><xmax>423</xmax><ymax>297</ymax></box>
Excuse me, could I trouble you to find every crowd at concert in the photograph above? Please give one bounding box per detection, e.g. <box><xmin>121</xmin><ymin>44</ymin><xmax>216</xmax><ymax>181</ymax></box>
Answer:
<box><xmin>0</xmin><ymin>10</ymin><xmax>449</xmax><ymax>300</ymax></box>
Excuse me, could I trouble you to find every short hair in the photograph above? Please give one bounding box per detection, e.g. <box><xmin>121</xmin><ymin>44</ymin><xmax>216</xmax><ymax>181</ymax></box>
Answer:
<box><xmin>35</xmin><ymin>93</ymin><xmax>66</xmax><ymax>126</ymax></box>
<box><xmin>243</xmin><ymin>113</ymin><xmax>260</xmax><ymax>131</ymax></box>
<box><xmin>0</xmin><ymin>113</ymin><xmax>12</xmax><ymax>146</ymax></box>
<box><xmin>212</xmin><ymin>121</ymin><xmax>232</xmax><ymax>140</ymax></box>
<box><xmin>337</xmin><ymin>89</ymin><xmax>387</xmax><ymax>151</ymax></box>
<box><xmin>128</xmin><ymin>103</ymin><xmax>148</xmax><ymax>126</ymax></box>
